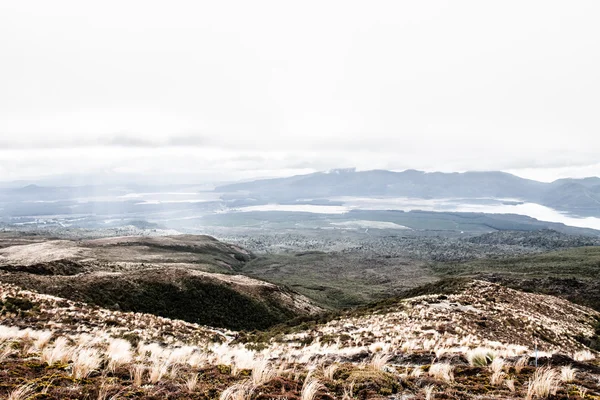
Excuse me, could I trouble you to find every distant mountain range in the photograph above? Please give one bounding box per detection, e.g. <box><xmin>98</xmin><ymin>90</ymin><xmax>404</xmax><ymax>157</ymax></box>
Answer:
<box><xmin>216</xmin><ymin>168</ymin><xmax>600</xmax><ymax>217</ymax></box>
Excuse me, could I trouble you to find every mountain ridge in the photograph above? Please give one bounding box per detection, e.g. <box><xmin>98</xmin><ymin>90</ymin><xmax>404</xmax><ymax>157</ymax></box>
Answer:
<box><xmin>215</xmin><ymin>168</ymin><xmax>600</xmax><ymax>217</ymax></box>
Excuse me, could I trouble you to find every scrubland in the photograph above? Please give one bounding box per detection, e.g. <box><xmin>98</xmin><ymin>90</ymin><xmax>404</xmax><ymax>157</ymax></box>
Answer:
<box><xmin>1</xmin><ymin>280</ymin><xmax>599</xmax><ymax>399</ymax></box>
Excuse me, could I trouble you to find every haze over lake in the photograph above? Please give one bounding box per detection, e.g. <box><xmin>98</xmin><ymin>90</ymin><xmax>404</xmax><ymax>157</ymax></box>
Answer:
<box><xmin>233</xmin><ymin>196</ymin><xmax>600</xmax><ymax>230</ymax></box>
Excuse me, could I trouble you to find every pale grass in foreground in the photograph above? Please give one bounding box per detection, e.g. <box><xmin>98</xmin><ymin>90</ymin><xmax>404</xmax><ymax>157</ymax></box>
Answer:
<box><xmin>251</xmin><ymin>359</ymin><xmax>276</xmax><ymax>387</ymax></box>
<box><xmin>467</xmin><ymin>347</ymin><xmax>496</xmax><ymax>366</ymax></box>
<box><xmin>106</xmin><ymin>338</ymin><xmax>132</xmax><ymax>372</ymax></box>
<box><xmin>71</xmin><ymin>348</ymin><xmax>103</xmax><ymax>379</ymax></box>
<box><xmin>41</xmin><ymin>336</ymin><xmax>73</xmax><ymax>365</ymax></box>
<box><xmin>504</xmin><ymin>379</ymin><xmax>516</xmax><ymax>392</ymax></box>
<box><xmin>149</xmin><ymin>359</ymin><xmax>170</xmax><ymax>384</ymax></box>
<box><xmin>301</xmin><ymin>377</ymin><xmax>324</xmax><ymax>400</ymax></box>
<box><xmin>525</xmin><ymin>367</ymin><xmax>560</xmax><ymax>400</ymax></box>
<box><xmin>0</xmin><ymin>344</ymin><xmax>14</xmax><ymax>363</ymax></box>
<box><xmin>489</xmin><ymin>357</ymin><xmax>506</xmax><ymax>386</ymax></box>
<box><xmin>0</xmin><ymin>275</ymin><xmax>598</xmax><ymax>400</ymax></box>
<box><xmin>560</xmin><ymin>365</ymin><xmax>577</xmax><ymax>383</ymax></box>
<box><xmin>423</xmin><ymin>384</ymin><xmax>435</xmax><ymax>400</ymax></box>
<box><xmin>490</xmin><ymin>370</ymin><xmax>506</xmax><ymax>386</ymax></box>
<box><xmin>489</xmin><ymin>357</ymin><xmax>504</xmax><ymax>374</ymax></box>
<box><xmin>514</xmin><ymin>355</ymin><xmax>529</xmax><ymax>374</ymax></box>
<box><xmin>185</xmin><ymin>373</ymin><xmax>199</xmax><ymax>392</ymax></box>
<box><xmin>7</xmin><ymin>383</ymin><xmax>36</xmax><ymax>400</ymax></box>
<box><xmin>97</xmin><ymin>382</ymin><xmax>121</xmax><ymax>400</ymax></box>
<box><xmin>428</xmin><ymin>363</ymin><xmax>454</xmax><ymax>383</ymax></box>
<box><xmin>370</xmin><ymin>352</ymin><xmax>391</xmax><ymax>371</ymax></box>
<box><xmin>33</xmin><ymin>330</ymin><xmax>53</xmax><ymax>351</ymax></box>
<box><xmin>130</xmin><ymin>363</ymin><xmax>145</xmax><ymax>386</ymax></box>
<box><xmin>323</xmin><ymin>362</ymin><xmax>339</xmax><ymax>380</ymax></box>
<box><xmin>341</xmin><ymin>380</ymin><xmax>355</xmax><ymax>400</ymax></box>
<box><xmin>410</xmin><ymin>366</ymin><xmax>423</xmax><ymax>378</ymax></box>
<box><xmin>220</xmin><ymin>381</ymin><xmax>254</xmax><ymax>400</ymax></box>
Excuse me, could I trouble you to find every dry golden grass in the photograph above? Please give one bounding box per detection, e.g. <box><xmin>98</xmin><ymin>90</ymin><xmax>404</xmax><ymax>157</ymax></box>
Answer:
<box><xmin>429</xmin><ymin>363</ymin><xmax>454</xmax><ymax>383</ymax></box>
<box><xmin>71</xmin><ymin>348</ymin><xmax>103</xmax><ymax>379</ymax></box>
<box><xmin>423</xmin><ymin>384</ymin><xmax>435</xmax><ymax>400</ymax></box>
<box><xmin>341</xmin><ymin>380</ymin><xmax>355</xmax><ymax>400</ymax></box>
<box><xmin>129</xmin><ymin>364</ymin><xmax>145</xmax><ymax>387</ymax></box>
<box><xmin>322</xmin><ymin>362</ymin><xmax>340</xmax><ymax>380</ymax></box>
<box><xmin>370</xmin><ymin>352</ymin><xmax>391</xmax><ymax>371</ymax></box>
<box><xmin>504</xmin><ymin>379</ymin><xmax>516</xmax><ymax>392</ymax></box>
<box><xmin>251</xmin><ymin>359</ymin><xmax>276</xmax><ymax>387</ymax></box>
<box><xmin>106</xmin><ymin>338</ymin><xmax>132</xmax><ymax>372</ymax></box>
<box><xmin>560</xmin><ymin>365</ymin><xmax>577</xmax><ymax>383</ymax></box>
<box><xmin>185</xmin><ymin>373</ymin><xmax>199</xmax><ymax>392</ymax></box>
<box><xmin>220</xmin><ymin>381</ymin><xmax>254</xmax><ymax>400</ymax></box>
<box><xmin>525</xmin><ymin>367</ymin><xmax>560</xmax><ymax>400</ymax></box>
<box><xmin>301</xmin><ymin>377</ymin><xmax>324</xmax><ymax>400</ymax></box>
<box><xmin>467</xmin><ymin>347</ymin><xmax>495</xmax><ymax>366</ymax></box>
<box><xmin>1</xmin><ymin>280</ymin><xmax>599</xmax><ymax>399</ymax></box>
<box><xmin>514</xmin><ymin>355</ymin><xmax>529</xmax><ymax>374</ymax></box>
<box><xmin>7</xmin><ymin>383</ymin><xmax>35</xmax><ymax>400</ymax></box>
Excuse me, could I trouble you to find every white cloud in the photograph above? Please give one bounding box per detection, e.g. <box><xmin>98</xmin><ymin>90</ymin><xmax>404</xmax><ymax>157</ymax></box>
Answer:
<box><xmin>0</xmin><ymin>0</ymin><xmax>599</xmax><ymax>182</ymax></box>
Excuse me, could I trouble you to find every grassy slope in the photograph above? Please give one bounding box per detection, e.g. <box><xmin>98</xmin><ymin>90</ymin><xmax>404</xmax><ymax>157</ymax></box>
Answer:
<box><xmin>241</xmin><ymin>252</ymin><xmax>435</xmax><ymax>309</ymax></box>
<box><xmin>0</xmin><ymin>270</ymin><xmax>304</xmax><ymax>331</ymax></box>
<box><xmin>431</xmin><ymin>246</ymin><xmax>600</xmax><ymax>311</ymax></box>
<box><xmin>0</xmin><ymin>235</ymin><xmax>320</xmax><ymax>331</ymax></box>
<box><xmin>243</xmin><ymin>246</ymin><xmax>600</xmax><ymax>314</ymax></box>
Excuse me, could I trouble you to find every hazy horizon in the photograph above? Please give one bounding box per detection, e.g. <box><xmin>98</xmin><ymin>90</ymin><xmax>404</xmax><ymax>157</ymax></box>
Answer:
<box><xmin>1</xmin><ymin>166</ymin><xmax>599</xmax><ymax>187</ymax></box>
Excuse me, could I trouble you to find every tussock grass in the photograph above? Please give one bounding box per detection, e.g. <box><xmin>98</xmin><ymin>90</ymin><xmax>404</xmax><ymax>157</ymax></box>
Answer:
<box><xmin>428</xmin><ymin>363</ymin><xmax>454</xmax><ymax>383</ymax></box>
<box><xmin>489</xmin><ymin>357</ymin><xmax>504</xmax><ymax>374</ymax></box>
<box><xmin>251</xmin><ymin>359</ymin><xmax>276</xmax><ymax>387</ymax></box>
<box><xmin>41</xmin><ymin>337</ymin><xmax>73</xmax><ymax>365</ymax></box>
<box><xmin>185</xmin><ymin>373</ymin><xmax>199</xmax><ymax>392</ymax></box>
<box><xmin>525</xmin><ymin>367</ymin><xmax>560</xmax><ymax>400</ymax></box>
<box><xmin>323</xmin><ymin>362</ymin><xmax>340</xmax><ymax>380</ymax></box>
<box><xmin>72</xmin><ymin>348</ymin><xmax>103</xmax><ymax>379</ymax></box>
<box><xmin>514</xmin><ymin>355</ymin><xmax>529</xmax><ymax>374</ymax></box>
<box><xmin>149</xmin><ymin>359</ymin><xmax>170</xmax><ymax>384</ymax></box>
<box><xmin>1</xmin><ymin>279</ymin><xmax>599</xmax><ymax>399</ymax></box>
<box><xmin>423</xmin><ymin>385</ymin><xmax>435</xmax><ymax>400</ymax></box>
<box><xmin>301</xmin><ymin>377</ymin><xmax>324</xmax><ymax>400</ymax></box>
<box><xmin>504</xmin><ymin>379</ymin><xmax>515</xmax><ymax>392</ymax></box>
<box><xmin>341</xmin><ymin>380</ymin><xmax>355</xmax><ymax>400</ymax></box>
<box><xmin>573</xmin><ymin>350</ymin><xmax>595</xmax><ymax>361</ymax></box>
<box><xmin>129</xmin><ymin>364</ymin><xmax>145</xmax><ymax>387</ymax></box>
<box><xmin>490</xmin><ymin>370</ymin><xmax>506</xmax><ymax>386</ymax></box>
<box><xmin>106</xmin><ymin>338</ymin><xmax>132</xmax><ymax>372</ymax></box>
<box><xmin>370</xmin><ymin>352</ymin><xmax>391</xmax><ymax>371</ymax></box>
<box><xmin>467</xmin><ymin>347</ymin><xmax>496</xmax><ymax>366</ymax></box>
<box><xmin>489</xmin><ymin>358</ymin><xmax>506</xmax><ymax>385</ymax></box>
<box><xmin>0</xmin><ymin>344</ymin><xmax>14</xmax><ymax>363</ymax></box>
<box><xmin>560</xmin><ymin>365</ymin><xmax>577</xmax><ymax>383</ymax></box>
<box><xmin>220</xmin><ymin>381</ymin><xmax>254</xmax><ymax>400</ymax></box>
<box><xmin>33</xmin><ymin>330</ymin><xmax>52</xmax><ymax>351</ymax></box>
<box><xmin>7</xmin><ymin>383</ymin><xmax>36</xmax><ymax>400</ymax></box>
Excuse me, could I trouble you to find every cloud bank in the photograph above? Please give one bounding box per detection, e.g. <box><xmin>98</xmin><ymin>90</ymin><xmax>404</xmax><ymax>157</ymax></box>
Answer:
<box><xmin>1</xmin><ymin>0</ymin><xmax>599</xmax><ymax>183</ymax></box>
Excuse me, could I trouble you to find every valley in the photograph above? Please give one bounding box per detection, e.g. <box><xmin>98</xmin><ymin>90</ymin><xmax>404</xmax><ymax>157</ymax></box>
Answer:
<box><xmin>0</xmin><ymin>171</ymin><xmax>599</xmax><ymax>399</ymax></box>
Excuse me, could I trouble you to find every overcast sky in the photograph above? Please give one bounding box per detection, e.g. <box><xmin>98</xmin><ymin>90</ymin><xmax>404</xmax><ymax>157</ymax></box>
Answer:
<box><xmin>1</xmin><ymin>0</ymin><xmax>599</xmax><ymax>183</ymax></box>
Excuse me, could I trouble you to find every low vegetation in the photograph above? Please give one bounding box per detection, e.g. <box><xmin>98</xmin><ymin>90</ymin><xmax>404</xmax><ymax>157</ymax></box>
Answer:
<box><xmin>0</xmin><ymin>235</ymin><xmax>321</xmax><ymax>330</ymax></box>
<box><xmin>0</xmin><ymin>279</ymin><xmax>599</xmax><ymax>399</ymax></box>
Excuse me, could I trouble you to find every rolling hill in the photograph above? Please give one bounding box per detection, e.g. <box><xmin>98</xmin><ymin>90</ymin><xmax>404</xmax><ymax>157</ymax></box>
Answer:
<box><xmin>0</xmin><ymin>234</ymin><xmax>321</xmax><ymax>330</ymax></box>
